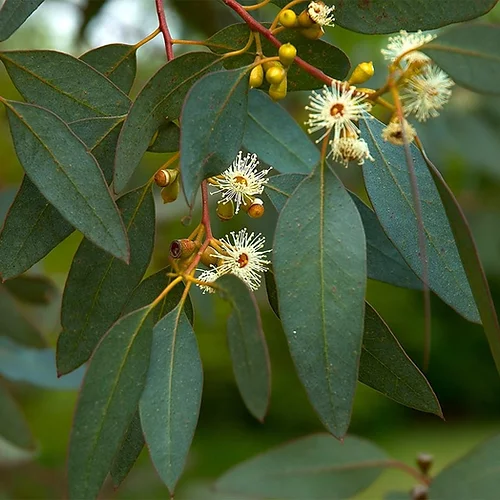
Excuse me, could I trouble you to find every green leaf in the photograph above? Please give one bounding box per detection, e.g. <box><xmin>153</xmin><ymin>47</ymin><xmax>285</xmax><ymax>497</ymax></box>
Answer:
<box><xmin>360</xmin><ymin>304</ymin><xmax>442</xmax><ymax>416</ymax></box>
<box><xmin>273</xmin><ymin>165</ymin><xmax>366</xmax><ymax>438</ymax></box>
<box><xmin>114</xmin><ymin>52</ymin><xmax>222</xmax><ymax>193</ymax></box>
<box><xmin>422</xmin><ymin>24</ymin><xmax>500</xmax><ymax>95</ymax></box>
<box><xmin>271</xmin><ymin>0</ymin><xmax>498</xmax><ymax>34</ymax></box>
<box><xmin>0</xmin><ymin>381</ymin><xmax>35</xmax><ymax>451</ymax></box>
<box><xmin>216</xmin><ymin>434</ymin><xmax>391</xmax><ymax>499</ymax></box>
<box><xmin>267</xmin><ymin>173</ymin><xmax>422</xmax><ymax>290</ymax></box>
<box><xmin>0</xmin><ymin>0</ymin><xmax>44</xmax><ymax>42</ymax></box>
<box><xmin>361</xmin><ymin>116</ymin><xmax>479</xmax><ymax>323</ymax></box>
<box><xmin>180</xmin><ymin>68</ymin><xmax>249</xmax><ymax>205</ymax></box>
<box><xmin>0</xmin><ymin>50</ymin><xmax>130</xmax><ymax>122</ymax></box>
<box><xmin>265</xmin><ymin>268</ymin><xmax>280</xmax><ymax>319</ymax></box>
<box><xmin>216</xmin><ymin>274</ymin><xmax>271</xmax><ymax>421</ymax></box>
<box><xmin>3</xmin><ymin>274</ymin><xmax>57</xmax><ymax>304</ymax></box>
<box><xmin>57</xmin><ymin>185</ymin><xmax>155</xmax><ymax>375</ymax></box>
<box><xmin>148</xmin><ymin>122</ymin><xmax>180</xmax><ymax>153</ymax></box>
<box><xmin>0</xmin><ymin>177</ymin><xmax>74</xmax><ymax>280</ymax></box>
<box><xmin>80</xmin><ymin>44</ymin><xmax>137</xmax><ymax>95</ymax></box>
<box><xmin>424</xmin><ymin>154</ymin><xmax>500</xmax><ymax>377</ymax></box>
<box><xmin>110</xmin><ymin>411</ymin><xmax>144</xmax><ymax>487</ymax></box>
<box><xmin>430</xmin><ymin>434</ymin><xmax>500</xmax><ymax>499</ymax></box>
<box><xmin>243</xmin><ymin>90</ymin><xmax>318</xmax><ymax>174</ymax></box>
<box><xmin>68</xmin><ymin>306</ymin><xmax>153</xmax><ymax>500</ymax></box>
<box><xmin>4</xmin><ymin>100</ymin><xmax>129</xmax><ymax>261</ymax></box>
<box><xmin>207</xmin><ymin>23</ymin><xmax>350</xmax><ymax>90</ymax></box>
<box><xmin>140</xmin><ymin>305</ymin><xmax>202</xmax><ymax>494</ymax></box>
<box><xmin>0</xmin><ymin>286</ymin><xmax>45</xmax><ymax>348</ymax></box>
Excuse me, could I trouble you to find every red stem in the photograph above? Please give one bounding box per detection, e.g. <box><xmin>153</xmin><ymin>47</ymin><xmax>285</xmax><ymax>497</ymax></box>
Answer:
<box><xmin>155</xmin><ymin>0</ymin><xmax>174</xmax><ymax>61</ymax></box>
<box><xmin>222</xmin><ymin>0</ymin><xmax>333</xmax><ymax>86</ymax></box>
<box><xmin>201</xmin><ymin>181</ymin><xmax>213</xmax><ymax>240</ymax></box>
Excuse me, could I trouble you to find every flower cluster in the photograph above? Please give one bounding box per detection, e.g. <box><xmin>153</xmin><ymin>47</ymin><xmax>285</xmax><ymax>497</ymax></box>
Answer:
<box><xmin>307</xmin><ymin>1</ymin><xmax>335</xmax><ymax>28</ymax></box>
<box><xmin>196</xmin><ymin>229</ymin><xmax>271</xmax><ymax>293</ymax></box>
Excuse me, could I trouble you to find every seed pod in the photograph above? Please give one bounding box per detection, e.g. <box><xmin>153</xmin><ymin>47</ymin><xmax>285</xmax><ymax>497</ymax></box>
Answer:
<box><xmin>348</xmin><ymin>61</ymin><xmax>375</xmax><ymax>85</ymax></box>
<box><xmin>216</xmin><ymin>200</ymin><xmax>235</xmax><ymax>221</ymax></box>
<box><xmin>249</xmin><ymin>64</ymin><xmax>264</xmax><ymax>88</ymax></box>
<box><xmin>300</xmin><ymin>24</ymin><xmax>324</xmax><ymax>40</ymax></box>
<box><xmin>269</xmin><ymin>76</ymin><xmax>287</xmax><ymax>101</ymax></box>
<box><xmin>411</xmin><ymin>485</ymin><xmax>428</xmax><ymax>500</ymax></box>
<box><xmin>170</xmin><ymin>239</ymin><xmax>197</xmax><ymax>259</ymax></box>
<box><xmin>416</xmin><ymin>453</ymin><xmax>433</xmax><ymax>476</ymax></box>
<box><xmin>200</xmin><ymin>246</ymin><xmax>220</xmax><ymax>267</ymax></box>
<box><xmin>265</xmin><ymin>64</ymin><xmax>286</xmax><ymax>85</ymax></box>
<box><xmin>279</xmin><ymin>9</ymin><xmax>298</xmax><ymax>28</ymax></box>
<box><xmin>297</xmin><ymin>10</ymin><xmax>314</xmax><ymax>28</ymax></box>
<box><xmin>160</xmin><ymin>178</ymin><xmax>179</xmax><ymax>203</ymax></box>
<box><xmin>246</xmin><ymin>198</ymin><xmax>265</xmax><ymax>219</ymax></box>
<box><xmin>279</xmin><ymin>43</ymin><xmax>297</xmax><ymax>67</ymax></box>
<box><xmin>154</xmin><ymin>168</ymin><xmax>178</xmax><ymax>187</ymax></box>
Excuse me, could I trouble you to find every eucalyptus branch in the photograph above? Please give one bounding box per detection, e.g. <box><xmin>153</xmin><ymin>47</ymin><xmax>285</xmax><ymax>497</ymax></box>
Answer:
<box><xmin>155</xmin><ymin>0</ymin><xmax>174</xmax><ymax>60</ymax></box>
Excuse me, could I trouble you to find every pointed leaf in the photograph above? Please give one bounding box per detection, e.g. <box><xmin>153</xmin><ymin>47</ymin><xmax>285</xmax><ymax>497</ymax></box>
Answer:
<box><xmin>243</xmin><ymin>90</ymin><xmax>318</xmax><ymax>174</ymax></box>
<box><xmin>216</xmin><ymin>274</ymin><xmax>271</xmax><ymax>421</ymax></box>
<box><xmin>147</xmin><ymin>122</ymin><xmax>180</xmax><ymax>153</ymax></box>
<box><xmin>80</xmin><ymin>44</ymin><xmax>137</xmax><ymax>95</ymax></box>
<box><xmin>4</xmin><ymin>100</ymin><xmax>129</xmax><ymax>261</ymax></box>
<box><xmin>273</xmin><ymin>165</ymin><xmax>366</xmax><ymax>438</ymax></box>
<box><xmin>0</xmin><ymin>50</ymin><xmax>130</xmax><ymax>122</ymax></box>
<box><xmin>0</xmin><ymin>0</ymin><xmax>44</xmax><ymax>42</ymax></box>
<box><xmin>68</xmin><ymin>306</ymin><xmax>154</xmax><ymax>500</ymax></box>
<box><xmin>57</xmin><ymin>185</ymin><xmax>155</xmax><ymax>375</ymax></box>
<box><xmin>267</xmin><ymin>173</ymin><xmax>421</xmax><ymax>290</ymax></box>
<box><xmin>114</xmin><ymin>52</ymin><xmax>222</xmax><ymax>192</ymax></box>
<box><xmin>216</xmin><ymin>434</ymin><xmax>391</xmax><ymax>499</ymax></box>
<box><xmin>421</xmin><ymin>24</ymin><xmax>500</xmax><ymax>95</ymax></box>
<box><xmin>361</xmin><ymin>116</ymin><xmax>479</xmax><ymax>323</ymax></box>
<box><xmin>360</xmin><ymin>304</ymin><xmax>442</xmax><ymax>416</ymax></box>
<box><xmin>140</xmin><ymin>306</ymin><xmax>202</xmax><ymax>494</ymax></box>
<box><xmin>180</xmin><ymin>68</ymin><xmax>249</xmax><ymax>205</ymax></box>
<box><xmin>430</xmin><ymin>434</ymin><xmax>500</xmax><ymax>499</ymax></box>
<box><xmin>4</xmin><ymin>274</ymin><xmax>57</xmax><ymax>304</ymax></box>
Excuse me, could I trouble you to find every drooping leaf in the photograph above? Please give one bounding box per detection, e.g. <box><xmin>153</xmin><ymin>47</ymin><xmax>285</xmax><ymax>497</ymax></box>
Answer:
<box><xmin>243</xmin><ymin>90</ymin><xmax>318</xmax><ymax>175</ymax></box>
<box><xmin>180</xmin><ymin>67</ymin><xmax>249</xmax><ymax>205</ymax></box>
<box><xmin>0</xmin><ymin>50</ymin><xmax>130</xmax><ymax>122</ymax></box>
<box><xmin>360</xmin><ymin>304</ymin><xmax>442</xmax><ymax>416</ymax></box>
<box><xmin>422</xmin><ymin>24</ymin><xmax>500</xmax><ymax>95</ymax></box>
<box><xmin>57</xmin><ymin>185</ymin><xmax>155</xmax><ymax>375</ymax></box>
<box><xmin>0</xmin><ymin>177</ymin><xmax>74</xmax><ymax>281</ymax></box>
<box><xmin>4</xmin><ymin>100</ymin><xmax>129</xmax><ymax>261</ymax></box>
<box><xmin>114</xmin><ymin>52</ymin><xmax>222</xmax><ymax>193</ymax></box>
<box><xmin>216</xmin><ymin>274</ymin><xmax>271</xmax><ymax>421</ymax></box>
<box><xmin>80</xmin><ymin>44</ymin><xmax>137</xmax><ymax>95</ymax></box>
<box><xmin>430</xmin><ymin>434</ymin><xmax>500</xmax><ymax>499</ymax></box>
<box><xmin>0</xmin><ymin>382</ymin><xmax>35</xmax><ymax>451</ymax></box>
<box><xmin>272</xmin><ymin>0</ymin><xmax>498</xmax><ymax>34</ymax></box>
<box><xmin>148</xmin><ymin>122</ymin><xmax>180</xmax><ymax>153</ymax></box>
<box><xmin>0</xmin><ymin>286</ymin><xmax>45</xmax><ymax>348</ymax></box>
<box><xmin>216</xmin><ymin>434</ymin><xmax>391</xmax><ymax>499</ymax></box>
<box><xmin>267</xmin><ymin>173</ymin><xmax>422</xmax><ymax>290</ymax></box>
<box><xmin>3</xmin><ymin>274</ymin><xmax>57</xmax><ymax>305</ymax></box>
<box><xmin>0</xmin><ymin>337</ymin><xmax>84</xmax><ymax>390</ymax></box>
<box><xmin>110</xmin><ymin>411</ymin><xmax>144</xmax><ymax>487</ymax></box>
<box><xmin>0</xmin><ymin>0</ymin><xmax>44</xmax><ymax>42</ymax></box>
<box><xmin>424</xmin><ymin>153</ymin><xmax>500</xmax><ymax>376</ymax></box>
<box><xmin>361</xmin><ymin>116</ymin><xmax>479</xmax><ymax>323</ymax></box>
<box><xmin>273</xmin><ymin>165</ymin><xmax>366</xmax><ymax>438</ymax></box>
<box><xmin>207</xmin><ymin>23</ymin><xmax>350</xmax><ymax>90</ymax></box>
<box><xmin>68</xmin><ymin>306</ymin><xmax>153</xmax><ymax>500</ymax></box>
<box><xmin>140</xmin><ymin>305</ymin><xmax>202</xmax><ymax>494</ymax></box>
<box><xmin>265</xmin><ymin>268</ymin><xmax>280</xmax><ymax>318</ymax></box>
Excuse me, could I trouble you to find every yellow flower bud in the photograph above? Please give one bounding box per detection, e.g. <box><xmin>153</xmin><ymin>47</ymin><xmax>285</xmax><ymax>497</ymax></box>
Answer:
<box><xmin>160</xmin><ymin>179</ymin><xmax>179</xmax><ymax>203</ymax></box>
<box><xmin>265</xmin><ymin>64</ymin><xmax>286</xmax><ymax>85</ymax></box>
<box><xmin>245</xmin><ymin>198</ymin><xmax>265</xmax><ymax>219</ymax></box>
<box><xmin>249</xmin><ymin>64</ymin><xmax>264</xmax><ymax>88</ymax></box>
<box><xmin>279</xmin><ymin>9</ymin><xmax>298</xmax><ymax>28</ymax></box>
<box><xmin>300</xmin><ymin>24</ymin><xmax>324</xmax><ymax>40</ymax></box>
<box><xmin>262</xmin><ymin>60</ymin><xmax>279</xmax><ymax>72</ymax></box>
<box><xmin>279</xmin><ymin>43</ymin><xmax>297</xmax><ymax>67</ymax></box>
<box><xmin>216</xmin><ymin>200</ymin><xmax>235</xmax><ymax>221</ymax></box>
<box><xmin>269</xmin><ymin>76</ymin><xmax>287</xmax><ymax>101</ymax></box>
<box><xmin>154</xmin><ymin>168</ymin><xmax>178</xmax><ymax>187</ymax></box>
<box><xmin>200</xmin><ymin>245</ymin><xmax>220</xmax><ymax>267</ymax></box>
<box><xmin>297</xmin><ymin>10</ymin><xmax>314</xmax><ymax>28</ymax></box>
<box><xmin>348</xmin><ymin>61</ymin><xmax>375</xmax><ymax>85</ymax></box>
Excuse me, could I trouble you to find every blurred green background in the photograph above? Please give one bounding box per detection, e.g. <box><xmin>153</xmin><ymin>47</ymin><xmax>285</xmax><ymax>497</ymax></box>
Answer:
<box><xmin>1</xmin><ymin>1</ymin><xmax>500</xmax><ymax>498</ymax></box>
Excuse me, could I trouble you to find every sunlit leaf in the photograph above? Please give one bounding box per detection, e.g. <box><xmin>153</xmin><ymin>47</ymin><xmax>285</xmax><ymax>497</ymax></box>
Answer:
<box><xmin>0</xmin><ymin>0</ymin><xmax>44</xmax><ymax>42</ymax></box>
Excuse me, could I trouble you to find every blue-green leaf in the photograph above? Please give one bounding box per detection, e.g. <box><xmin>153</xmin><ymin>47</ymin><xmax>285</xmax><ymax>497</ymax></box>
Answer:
<box><xmin>0</xmin><ymin>0</ymin><xmax>44</xmax><ymax>42</ymax></box>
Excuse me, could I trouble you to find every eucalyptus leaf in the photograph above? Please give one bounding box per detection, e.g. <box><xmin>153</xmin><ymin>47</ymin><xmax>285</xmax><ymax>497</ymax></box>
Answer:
<box><xmin>57</xmin><ymin>185</ymin><xmax>155</xmax><ymax>375</ymax></box>
<box><xmin>180</xmin><ymin>67</ymin><xmax>249</xmax><ymax>205</ymax></box>
<box><xmin>148</xmin><ymin>122</ymin><xmax>180</xmax><ymax>153</ymax></box>
<box><xmin>273</xmin><ymin>165</ymin><xmax>366</xmax><ymax>438</ymax></box>
<box><xmin>3</xmin><ymin>274</ymin><xmax>57</xmax><ymax>305</ymax></box>
<box><xmin>0</xmin><ymin>0</ymin><xmax>44</xmax><ymax>42</ymax></box>
<box><xmin>216</xmin><ymin>274</ymin><xmax>271</xmax><ymax>421</ymax></box>
<box><xmin>4</xmin><ymin>100</ymin><xmax>129</xmax><ymax>262</ymax></box>
<box><xmin>140</xmin><ymin>305</ymin><xmax>202</xmax><ymax>494</ymax></box>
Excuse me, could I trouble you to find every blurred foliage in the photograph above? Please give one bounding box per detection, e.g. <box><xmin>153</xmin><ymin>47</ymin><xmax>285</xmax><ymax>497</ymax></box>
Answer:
<box><xmin>1</xmin><ymin>0</ymin><xmax>500</xmax><ymax>498</ymax></box>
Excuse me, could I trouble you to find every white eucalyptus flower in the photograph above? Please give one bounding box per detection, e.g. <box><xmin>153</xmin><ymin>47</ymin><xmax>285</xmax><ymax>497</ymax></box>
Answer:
<box><xmin>381</xmin><ymin>30</ymin><xmax>436</xmax><ymax>66</ymax></box>
<box><xmin>382</xmin><ymin>118</ymin><xmax>417</xmax><ymax>145</ymax></box>
<box><xmin>331</xmin><ymin>136</ymin><xmax>374</xmax><ymax>167</ymax></box>
<box><xmin>401</xmin><ymin>65</ymin><xmax>454</xmax><ymax>122</ymax></box>
<box><xmin>305</xmin><ymin>83</ymin><xmax>372</xmax><ymax>143</ymax></box>
<box><xmin>210</xmin><ymin>151</ymin><xmax>271</xmax><ymax>214</ymax></box>
<box><xmin>307</xmin><ymin>1</ymin><xmax>335</xmax><ymax>27</ymax></box>
<box><xmin>196</xmin><ymin>267</ymin><xmax>220</xmax><ymax>294</ymax></box>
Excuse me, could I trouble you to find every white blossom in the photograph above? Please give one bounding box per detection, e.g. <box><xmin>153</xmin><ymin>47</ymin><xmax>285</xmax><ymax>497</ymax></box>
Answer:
<box><xmin>381</xmin><ymin>30</ymin><xmax>436</xmax><ymax>66</ymax></box>
<box><xmin>382</xmin><ymin>118</ymin><xmax>417</xmax><ymax>145</ymax></box>
<box><xmin>196</xmin><ymin>267</ymin><xmax>219</xmax><ymax>294</ymax></box>
<box><xmin>331</xmin><ymin>136</ymin><xmax>374</xmax><ymax>167</ymax></box>
<box><xmin>307</xmin><ymin>1</ymin><xmax>335</xmax><ymax>27</ymax></box>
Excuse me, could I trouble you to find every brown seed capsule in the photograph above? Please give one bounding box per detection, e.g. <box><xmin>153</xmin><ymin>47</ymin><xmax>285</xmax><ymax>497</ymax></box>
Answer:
<box><xmin>297</xmin><ymin>10</ymin><xmax>315</xmax><ymax>28</ymax></box>
<box><xmin>279</xmin><ymin>43</ymin><xmax>297</xmax><ymax>67</ymax></box>
<box><xmin>247</xmin><ymin>198</ymin><xmax>265</xmax><ymax>219</ymax></box>
<box><xmin>200</xmin><ymin>245</ymin><xmax>220</xmax><ymax>267</ymax></box>
<box><xmin>266</xmin><ymin>65</ymin><xmax>286</xmax><ymax>85</ymax></box>
<box><xmin>160</xmin><ymin>179</ymin><xmax>179</xmax><ymax>203</ymax></box>
<box><xmin>154</xmin><ymin>168</ymin><xmax>178</xmax><ymax>187</ymax></box>
<box><xmin>416</xmin><ymin>453</ymin><xmax>433</xmax><ymax>476</ymax></box>
<box><xmin>249</xmin><ymin>64</ymin><xmax>264</xmax><ymax>88</ymax></box>
<box><xmin>348</xmin><ymin>61</ymin><xmax>375</xmax><ymax>85</ymax></box>
<box><xmin>411</xmin><ymin>485</ymin><xmax>428</xmax><ymax>500</ymax></box>
<box><xmin>269</xmin><ymin>76</ymin><xmax>287</xmax><ymax>101</ymax></box>
<box><xmin>279</xmin><ymin>9</ymin><xmax>298</xmax><ymax>28</ymax></box>
<box><xmin>216</xmin><ymin>200</ymin><xmax>235</xmax><ymax>221</ymax></box>
<box><xmin>169</xmin><ymin>239</ymin><xmax>197</xmax><ymax>259</ymax></box>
